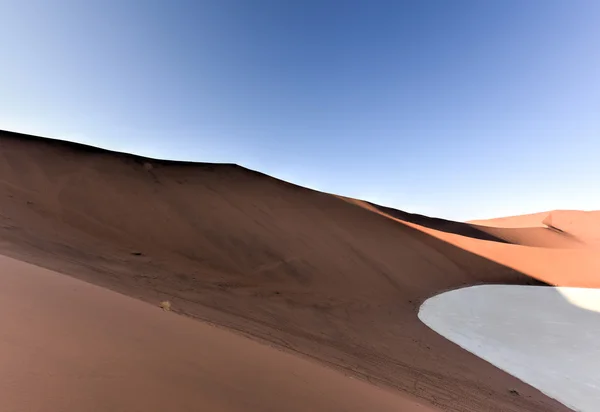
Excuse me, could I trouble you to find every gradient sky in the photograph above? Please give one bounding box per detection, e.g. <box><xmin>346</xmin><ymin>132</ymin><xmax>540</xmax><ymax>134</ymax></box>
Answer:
<box><xmin>1</xmin><ymin>1</ymin><xmax>599</xmax><ymax>221</ymax></box>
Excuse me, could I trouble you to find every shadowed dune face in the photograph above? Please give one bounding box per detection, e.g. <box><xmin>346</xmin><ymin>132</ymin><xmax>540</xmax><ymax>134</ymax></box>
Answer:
<box><xmin>1</xmin><ymin>130</ymin><xmax>598</xmax><ymax>411</ymax></box>
<box><xmin>367</xmin><ymin>202</ymin><xmax>592</xmax><ymax>249</ymax></box>
<box><xmin>363</xmin><ymin>202</ymin><xmax>511</xmax><ymax>243</ymax></box>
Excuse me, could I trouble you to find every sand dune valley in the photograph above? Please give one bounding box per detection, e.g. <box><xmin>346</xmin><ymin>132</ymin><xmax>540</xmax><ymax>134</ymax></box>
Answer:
<box><xmin>1</xmin><ymin>129</ymin><xmax>600</xmax><ymax>412</ymax></box>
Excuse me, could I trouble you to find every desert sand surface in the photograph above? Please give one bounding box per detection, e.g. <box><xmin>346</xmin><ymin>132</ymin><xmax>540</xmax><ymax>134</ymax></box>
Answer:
<box><xmin>0</xmin><ymin>254</ymin><xmax>430</xmax><ymax>412</ymax></box>
<box><xmin>1</xmin><ymin>130</ymin><xmax>599</xmax><ymax>411</ymax></box>
<box><xmin>419</xmin><ymin>285</ymin><xmax>600</xmax><ymax>412</ymax></box>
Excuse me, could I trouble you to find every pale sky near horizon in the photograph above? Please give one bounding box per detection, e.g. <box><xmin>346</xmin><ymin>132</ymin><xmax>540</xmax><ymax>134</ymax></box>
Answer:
<box><xmin>1</xmin><ymin>1</ymin><xmax>599</xmax><ymax>221</ymax></box>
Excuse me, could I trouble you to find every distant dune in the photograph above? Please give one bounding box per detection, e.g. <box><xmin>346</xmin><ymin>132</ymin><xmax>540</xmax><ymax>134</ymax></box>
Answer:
<box><xmin>470</xmin><ymin>211</ymin><xmax>550</xmax><ymax>227</ymax></box>
<box><xmin>470</xmin><ymin>210</ymin><xmax>600</xmax><ymax>248</ymax></box>
<box><xmin>1</xmin><ymin>130</ymin><xmax>599</xmax><ymax>411</ymax></box>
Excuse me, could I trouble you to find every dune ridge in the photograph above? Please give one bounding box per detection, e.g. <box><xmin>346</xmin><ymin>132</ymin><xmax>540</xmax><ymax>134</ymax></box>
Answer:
<box><xmin>1</xmin><ymin>130</ymin><xmax>598</xmax><ymax>411</ymax></box>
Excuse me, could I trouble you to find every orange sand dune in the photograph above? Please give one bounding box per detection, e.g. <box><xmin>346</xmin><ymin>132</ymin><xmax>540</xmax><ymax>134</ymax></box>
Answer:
<box><xmin>363</xmin><ymin>201</ymin><xmax>595</xmax><ymax>248</ymax></box>
<box><xmin>0</xmin><ymin>254</ymin><xmax>430</xmax><ymax>412</ymax></box>
<box><xmin>470</xmin><ymin>210</ymin><xmax>600</xmax><ymax>248</ymax></box>
<box><xmin>470</xmin><ymin>211</ymin><xmax>554</xmax><ymax>228</ymax></box>
<box><xmin>2</xmin><ymin>130</ymin><xmax>598</xmax><ymax>411</ymax></box>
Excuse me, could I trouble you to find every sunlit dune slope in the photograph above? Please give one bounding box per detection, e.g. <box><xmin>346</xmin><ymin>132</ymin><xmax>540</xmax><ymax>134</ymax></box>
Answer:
<box><xmin>0</xmin><ymin>254</ymin><xmax>430</xmax><ymax>412</ymax></box>
<box><xmin>470</xmin><ymin>210</ymin><xmax>600</xmax><ymax>247</ymax></box>
<box><xmin>2</xmin><ymin>130</ymin><xmax>596</xmax><ymax>412</ymax></box>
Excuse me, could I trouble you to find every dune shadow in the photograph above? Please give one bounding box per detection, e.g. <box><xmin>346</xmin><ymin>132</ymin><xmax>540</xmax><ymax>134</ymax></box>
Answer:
<box><xmin>366</xmin><ymin>201</ymin><xmax>511</xmax><ymax>244</ymax></box>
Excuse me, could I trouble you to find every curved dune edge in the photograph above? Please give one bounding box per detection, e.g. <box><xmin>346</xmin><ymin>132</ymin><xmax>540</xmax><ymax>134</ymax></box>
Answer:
<box><xmin>0</xmin><ymin>254</ymin><xmax>431</xmax><ymax>412</ymax></box>
<box><xmin>418</xmin><ymin>285</ymin><xmax>600</xmax><ymax>412</ymax></box>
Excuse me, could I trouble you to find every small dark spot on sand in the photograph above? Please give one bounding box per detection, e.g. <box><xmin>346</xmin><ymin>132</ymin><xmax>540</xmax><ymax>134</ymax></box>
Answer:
<box><xmin>509</xmin><ymin>389</ymin><xmax>520</xmax><ymax>396</ymax></box>
<box><xmin>26</xmin><ymin>201</ymin><xmax>33</xmax><ymax>205</ymax></box>
<box><xmin>131</xmin><ymin>251</ymin><xmax>143</xmax><ymax>256</ymax></box>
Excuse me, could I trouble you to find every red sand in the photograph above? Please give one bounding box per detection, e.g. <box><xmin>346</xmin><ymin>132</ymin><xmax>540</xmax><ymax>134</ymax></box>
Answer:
<box><xmin>0</xmin><ymin>254</ymin><xmax>430</xmax><ymax>412</ymax></box>
<box><xmin>2</xmin><ymin>130</ymin><xmax>599</xmax><ymax>411</ymax></box>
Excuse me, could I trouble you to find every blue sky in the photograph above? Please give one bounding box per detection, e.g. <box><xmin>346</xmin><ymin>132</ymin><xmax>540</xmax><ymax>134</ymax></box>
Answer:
<box><xmin>1</xmin><ymin>1</ymin><xmax>599</xmax><ymax>221</ymax></box>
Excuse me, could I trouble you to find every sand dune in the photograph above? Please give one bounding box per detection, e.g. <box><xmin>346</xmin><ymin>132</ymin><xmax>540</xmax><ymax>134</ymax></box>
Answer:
<box><xmin>1</xmin><ymin>130</ymin><xmax>598</xmax><ymax>411</ymax></box>
<box><xmin>470</xmin><ymin>211</ymin><xmax>554</xmax><ymax>228</ymax></box>
<box><xmin>364</xmin><ymin>202</ymin><xmax>593</xmax><ymax>248</ymax></box>
<box><xmin>0</xmin><ymin>254</ymin><xmax>431</xmax><ymax>412</ymax></box>
<box><xmin>471</xmin><ymin>210</ymin><xmax>600</xmax><ymax>248</ymax></box>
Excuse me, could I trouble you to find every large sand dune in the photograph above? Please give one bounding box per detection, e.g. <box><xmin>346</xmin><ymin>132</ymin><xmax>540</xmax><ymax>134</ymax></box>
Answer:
<box><xmin>1</xmin><ymin>130</ymin><xmax>599</xmax><ymax>411</ymax></box>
